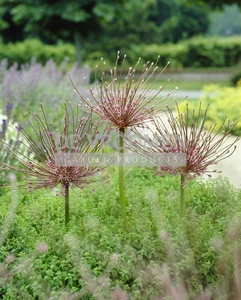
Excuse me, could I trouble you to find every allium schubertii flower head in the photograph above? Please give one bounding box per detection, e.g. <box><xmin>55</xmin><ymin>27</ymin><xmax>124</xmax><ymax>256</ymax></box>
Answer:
<box><xmin>1</xmin><ymin>101</ymin><xmax>107</xmax><ymax>225</ymax></box>
<box><xmin>70</xmin><ymin>51</ymin><xmax>177</xmax><ymax>130</ymax></box>
<box><xmin>130</xmin><ymin>102</ymin><xmax>239</xmax><ymax>216</ymax></box>
<box><xmin>132</xmin><ymin>102</ymin><xmax>239</xmax><ymax>179</ymax></box>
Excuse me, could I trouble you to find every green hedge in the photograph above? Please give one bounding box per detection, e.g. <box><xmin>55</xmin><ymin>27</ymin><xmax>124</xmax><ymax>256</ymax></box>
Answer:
<box><xmin>127</xmin><ymin>36</ymin><xmax>241</xmax><ymax>68</ymax></box>
<box><xmin>0</xmin><ymin>39</ymin><xmax>75</xmax><ymax>66</ymax></box>
<box><xmin>182</xmin><ymin>36</ymin><xmax>241</xmax><ymax>68</ymax></box>
<box><xmin>128</xmin><ymin>43</ymin><xmax>188</xmax><ymax>68</ymax></box>
<box><xmin>1</xmin><ymin>36</ymin><xmax>241</xmax><ymax>69</ymax></box>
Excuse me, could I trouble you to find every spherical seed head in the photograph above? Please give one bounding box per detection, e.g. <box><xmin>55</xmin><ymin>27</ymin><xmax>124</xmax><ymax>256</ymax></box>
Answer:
<box><xmin>70</xmin><ymin>54</ymin><xmax>174</xmax><ymax>129</ymax></box>
<box><xmin>1</xmin><ymin>102</ymin><xmax>107</xmax><ymax>194</ymax></box>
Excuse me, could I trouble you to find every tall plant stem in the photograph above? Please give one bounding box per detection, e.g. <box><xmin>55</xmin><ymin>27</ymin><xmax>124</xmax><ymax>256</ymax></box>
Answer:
<box><xmin>180</xmin><ymin>174</ymin><xmax>186</xmax><ymax>217</ymax></box>
<box><xmin>64</xmin><ymin>184</ymin><xmax>70</xmax><ymax>226</ymax></box>
<box><xmin>119</xmin><ymin>127</ymin><xmax>127</xmax><ymax>225</ymax></box>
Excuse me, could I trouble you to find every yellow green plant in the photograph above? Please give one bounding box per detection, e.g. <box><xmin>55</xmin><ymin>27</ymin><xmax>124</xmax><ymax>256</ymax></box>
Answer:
<box><xmin>178</xmin><ymin>84</ymin><xmax>241</xmax><ymax>136</ymax></box>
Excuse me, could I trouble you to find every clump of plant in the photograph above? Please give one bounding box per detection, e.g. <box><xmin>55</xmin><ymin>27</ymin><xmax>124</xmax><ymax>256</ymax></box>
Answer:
<box><xmin>179</xmin><ymin>84</ymin><xmax>241</xmax><ymax>136</ymax></box>
<box><xmin>70</xmin><ymin>52</ymin><xmax>178</xmax><ymax>226</ymax></box>
<box><xmin>230</xmin><ymin>69</ymin><xmax>241</xmax><ymax>86</ymax></box>
<box><xmin>0</xmin><ymin>173</ymin><xmax>241</xmax><ymax>299</ymax></box>
<box><xmin>130</xmin><ymin>102</ymin><xmax>239</xmax><ymax>216</ymax></box>
<box><xmin>1</xmin><ymin>101</ymin><xmax>107</xmax><ymax>226</ymax></box>
<box><xmin>0</xmin><ymin>58</ymin><xmax>92</xmax><ymax>129</ymax></box>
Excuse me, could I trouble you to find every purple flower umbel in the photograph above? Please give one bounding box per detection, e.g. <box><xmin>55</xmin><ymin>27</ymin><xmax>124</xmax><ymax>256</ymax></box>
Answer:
<box><xmin>1</xmin><ymin>102</ymin><xmax>107</xmax><ymax>225</ymax></box>
<box><xmin>131</xmin><ymin>102</ymin><xmax>239</xmax><ymax>216</ymax></box>
<box><xmin>70</xmin><ymin>52</ymin><xmax>176</xmax><ymax>129</ymax></box>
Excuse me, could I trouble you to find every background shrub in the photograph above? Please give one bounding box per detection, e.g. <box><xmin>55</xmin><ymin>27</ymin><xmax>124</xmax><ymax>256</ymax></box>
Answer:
<box><xmin>0</xmin><ymin>39</ymin><xmax>75</xmax><ymax>66</ymax></box>
<box><xmin>230</xmin><ymin>69</ymin><xmax>241</xmax><ymax>86</ymax></box>
<box><xmin>178</xmin><ymin>84</ymin><xmax>241</xmax><ymax>136</ymax></box>
<box><xmin>1</xmin><ymin>36</ymin><xmax>241</xmax><ymax>69</ymax></box>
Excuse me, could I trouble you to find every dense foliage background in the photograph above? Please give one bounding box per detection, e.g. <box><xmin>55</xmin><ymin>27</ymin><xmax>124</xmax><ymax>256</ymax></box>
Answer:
<box><xmin>0</xmin><ymin>0</ymin><xmax>240</xmax><ymax>67</ymax></box>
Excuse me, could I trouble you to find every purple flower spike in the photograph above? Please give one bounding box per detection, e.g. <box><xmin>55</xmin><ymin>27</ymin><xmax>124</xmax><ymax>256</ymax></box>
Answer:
<box><xmin>17</xmin><ymin>124</ymin><xmax>23</xmax><ymax>131</ymax></box>
<box><xmin>2</xmin><ymin>119</ymin><xmax>7</xmax><ymax>130</ymax></box>
<box><xmin>6</xmin><ymin>102</ymin><xmax>13</xmax><ymax>113</ymax></box>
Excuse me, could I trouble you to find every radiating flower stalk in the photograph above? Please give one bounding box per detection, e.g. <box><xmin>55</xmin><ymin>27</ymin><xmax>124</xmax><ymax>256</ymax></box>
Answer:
<box><xmin>70</xmin><ymin>52</ymin><xmax>177</xmax><ymax>226</ymax></box>
<box><xmin>130</xmin><ymin>102</ymin><xmax>239</xmax><ymax>217</ymax></box>
<box><xmin>1</xmin><ymin>102</ymin><xmax>107</xmax><ymax>226</ymax></box>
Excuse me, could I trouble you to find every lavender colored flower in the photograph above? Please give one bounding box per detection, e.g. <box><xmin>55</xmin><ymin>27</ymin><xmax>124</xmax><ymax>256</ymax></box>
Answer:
<box><xmin>5</xmin><ymin>102</ymin><xmax>13</xmax><ymax>115</ymax></box>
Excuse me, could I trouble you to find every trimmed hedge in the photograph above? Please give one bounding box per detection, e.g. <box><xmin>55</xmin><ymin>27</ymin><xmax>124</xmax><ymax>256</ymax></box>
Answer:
<box><xmin>183</xmin><ymin>36</ymin><xmax>241</xmax><ymax>68</ymax></box>
<box><xmin>127</xmin><ymin>36</ymin><xmax>241</xmax><ymax>68</ymax></box>
<box><xmin>0</xmin><ymin>39</ymin><xmax>75</xmax><ymax>66</ymax></box>
<box><xmin>1</xmin><ymin>36</ymin><xmax>241</xmax><ymax>69</ymax></box>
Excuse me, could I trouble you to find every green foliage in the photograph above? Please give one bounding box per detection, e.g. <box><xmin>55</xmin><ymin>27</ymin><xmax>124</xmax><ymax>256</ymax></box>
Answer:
<box><xmin>192</xmin><ymin>0</ymin><xmax>240</xmax><ymax>9</ymax></box>
<box><xmin>0</xmin><ymin>0</ymin><xmax>210</xmax><ymax>51</ymax></box>
<box><xmin>101</xmin><ymin>36</ymin><xmax>241</xmax><ymax>69</ymax></box>
<box><xmin>118</xmin><ymin>36</ymin><xmax>241</xmax><ymax>69</ymax></box>
<box><xmin>183</xmin><ymin>36</ymin><xmax>241</xmax><ymax>68</ymax></box>
<box><xmin>0</xmin><ymin>39</ymin><xmax>75</xmax><ymax>66</ymax></box>
<box><xmin>89</xmin><ymin>0</ymin><xmax>209</xmax><ymax>59</ymax></box>
<box><xmin>1</xmin><ymin>36</ymin><xmax>241</xmax><ymax>70</ymax></box>
<box><xmin>128</xmin><ymin>43</ymin><xmax>188</xmax><ymax>69</ymax></box>
<box><xmin>208</xmin><ymin>4</ymin><xmax>241</xmax><ymax>37</ymax></box>
<box><xmin>230</xmin><ymin>69</ymin><xmax>241</xmax><ymax>86</ymax></box>
<box><xmin>179</xmin><ymin>85</ymin><xmax>241</xmax><ymax>135</ymax></box>
<box><xmin>0</xmin><ymin>169</ymin><xmax>241</xmax><ymax>298</ymax></box>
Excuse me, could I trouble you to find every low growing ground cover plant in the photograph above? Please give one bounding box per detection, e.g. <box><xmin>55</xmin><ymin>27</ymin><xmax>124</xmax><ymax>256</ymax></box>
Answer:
<box><xmin>0</xmin><ymin>169</ymin><xmax>241</xmax><ymax>299</ymax></box>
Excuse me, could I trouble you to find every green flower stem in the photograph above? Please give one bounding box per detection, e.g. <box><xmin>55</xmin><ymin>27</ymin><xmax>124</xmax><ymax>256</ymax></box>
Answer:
<box><xmin>180</xmin><ymin>174</ymin><xmax>186</xmax><ymax>217</ymax></box>
<box><xmin>65</xmin><ymin>184</ymin><xmax>70</xmax><ymax>226</ymax></box>
<box><xmin>119</xmin><ymin>127</ymin><xmax>127</xmax><ymax>225</ymax></box>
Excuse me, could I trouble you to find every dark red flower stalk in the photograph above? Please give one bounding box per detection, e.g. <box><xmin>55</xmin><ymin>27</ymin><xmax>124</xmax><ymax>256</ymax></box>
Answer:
<box><xmin>69</xmin><ymin>52</ymin><xmax>177</xmax><ymax>225</ymax></box>
<box><xmin>1</xmin><ymin>102</ymin><xmax>107</xmax><ymax>226</ymax></box>
<box><xmin>130</xmin><ymin>102</ymin><xmax>239</xmax><ymax>216</ymax></box>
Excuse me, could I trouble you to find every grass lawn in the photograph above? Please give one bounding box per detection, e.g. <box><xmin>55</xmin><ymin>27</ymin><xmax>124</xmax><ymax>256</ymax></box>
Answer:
<box><xmin>149</xmin><ymin>79</ymin><xmax>230</xmax><ymax>91</ymax></box>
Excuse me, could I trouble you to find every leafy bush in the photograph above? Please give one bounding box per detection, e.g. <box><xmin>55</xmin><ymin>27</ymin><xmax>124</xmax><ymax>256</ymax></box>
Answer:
<box><xmin>1</xmin><ymin>36</ymin><xmax>241</xmax><ymax>69</ymax></box>
<box><xmin>115</xmin><ymin>36</ymin><xmax>241</xmax><ymax>69</ymax></box>
<box><xmin>0</xmin><ymin>39</ymin><xmax>75</xmax><ymax>66</ymax></box>
<box><xmin>178</xmin><ymin>84</ymin><xmax>241</xmax><ymax>135</ymax></box>
<box><xmin>230</xmin><ymin>69</ymin><xmax>241</xmax><ymax>86</ymax></box>
<box><xmin>182</xmin><ymin>36</ymin><xmax>241</xmax><ymax>68</ymax></box>
<box><xmin>128</xmin><ymin>43</ymin><xmax>188</xmax><ymax>68</ymax></box>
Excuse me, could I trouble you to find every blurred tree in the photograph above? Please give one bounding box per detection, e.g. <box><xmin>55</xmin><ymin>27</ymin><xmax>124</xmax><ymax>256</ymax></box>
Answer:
<box><xmin>0</xmin><ymin>0</ymin><xmax>137</xmax><ymax>63</ymax></box>
<box><xmin>86</xmin><ymin>0</ymin><xmax>210</xmax><ymax>59</ymax></box>
<box><xmin>192</xmin><ymin>0</ymin><xmax>240</xmax><ymax>9</ymax></box>
<box><xmin>0</xmin><ymin>0</ymin><xmax>210</xmax><ymax>63</ymax></box>
<box><xmin>208</xmin><ymin>4</ymin><xmax>241</xmax><ymax>36</ymax></box>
